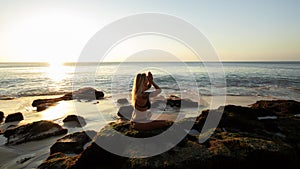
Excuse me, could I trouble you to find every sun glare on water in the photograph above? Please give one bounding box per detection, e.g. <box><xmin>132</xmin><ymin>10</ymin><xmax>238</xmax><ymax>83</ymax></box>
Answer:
<box><xmin>47</xmin><ymin>61</ymin><xmax>67</xmax><ymax>82</ymax></box>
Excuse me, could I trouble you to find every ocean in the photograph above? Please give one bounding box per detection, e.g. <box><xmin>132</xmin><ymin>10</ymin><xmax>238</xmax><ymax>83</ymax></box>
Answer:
<box><xmin>0</xmin><ymin>62</ymin><xmax>300</xmax><ymax>100</ymax></box>
<box><xmin>0</xmin><ymin>61</ymin><xmax>300</xmax><ymax>169</ymax></box>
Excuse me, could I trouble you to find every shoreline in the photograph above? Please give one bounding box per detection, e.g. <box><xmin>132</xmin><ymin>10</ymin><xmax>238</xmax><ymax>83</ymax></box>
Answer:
<box><xmin>0</xmin><ymin>94</ymin><xmax>292</xmax><ymax>116</ymax></box>
<box><xmin>0</xmin><ymin>94</ymin><xmax>297</xmax><ymax>126</ymax></box>
<box><xmin>0</xmin><ymin>94</ymin><xmax>300</xmax><ymax>168</ymax></box>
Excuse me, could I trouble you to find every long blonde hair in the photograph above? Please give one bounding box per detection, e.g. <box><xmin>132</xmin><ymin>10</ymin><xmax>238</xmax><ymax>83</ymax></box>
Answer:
<box><xmin>132</xmin><ymin>73</ymin><xmax>147</xmax><ymax>106</ymax></box>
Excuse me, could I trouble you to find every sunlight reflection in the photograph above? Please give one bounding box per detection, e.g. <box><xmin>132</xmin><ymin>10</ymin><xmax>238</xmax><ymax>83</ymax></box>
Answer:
<box><xmin>47</xmin><ymin>61</ymin><xmax>67</xmax><ymax>82</ymax></box>
<box><xmin>41</xmin><ymin>101</ymin><xmax>71</xmax><ymax>120</ymax></box>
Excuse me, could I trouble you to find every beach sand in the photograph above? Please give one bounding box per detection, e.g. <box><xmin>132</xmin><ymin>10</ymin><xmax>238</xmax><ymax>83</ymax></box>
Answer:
<box><xmin>0</xmin><ymin>94</ymin><xmax>296</xmax><ymax>168</ymax></box>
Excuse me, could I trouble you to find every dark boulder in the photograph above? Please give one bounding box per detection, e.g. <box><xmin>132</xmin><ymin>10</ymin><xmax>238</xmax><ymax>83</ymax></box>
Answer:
<box><xmin>193</xmin><ymin>105</ymin><xmax>277</xmax><ymax>134</ymax></box>
<box><xmin>74</xmin><ymin>140</ymin><xmax>127</xmax><ymax>169</ymax></box>
<box><xmin>32</xmin><ymin>98</ymin><xmax>62</xmax><ymax>112</ymax></box>
<box><xmin>5</xmin><ymin>112</ymin><xmax>24</xmax><ymax>123</ymax></box>
<box><xmin>32</xmin><ymin>87</ymin><xmax>105</xmax><ymax>111</ymax></box>
<box><xmin>36</xmin><ymin>100</ymin><xmax>300</xmax><ymax>169</ymax></box>
<box><xmin>193</xmin><ymin>103</ymin><xmax>300</xmax><ymax>157</ymax></box>
<box><xmin>32</xmin><ymin>98</ymin><xmax>61</xmax><ymax>107</ymax></box>
<box><xmin>63</xmin><ymin>115</ymin><xmax>86</xmax><ymax>127</ymax></box>
<box><xmin>74</xmin><ymin>121</ymin><xmax>173</xmax><ymax>168</ymax></box>
<box><xmin>166</xmin><ymin>95</ymin><xmax>198</xmax><ymax>108</ymax></box>
<box><xmin>50</xmin><ymin>130</ymin><xmax>96</xmax><ymax>155</ymax></box>
<box><xmin>251</xmin><ymin>100</ymin><xmax>300</xmax><ymax>116</ymax></box>
<box><xmin>63</xmin><ymin>87</ymin><xmax>104</xmax><ymax>100</ymax></box>
<box><xmin>4</xmin><ymin>120</ymin><xmax>67</xmax><ymax>145</ymax></box>
<box><xmin>37</xmin><ymin>152</ymin><xmax>79</xmax><ymax>169</ymax></box>
<box><xmin>166</xmin><ymin>95</ymin><xmax>181</xmax><ymax>107</ymax></box>
<box><xmin>0</xmin><ymin>111</ymin><xmax>4</xmax><ymax>122</ymax></box>
<box><xmin>117</xmin><ymin>105</ymin><xmax>134</xmax><ymax>120</ymax></box>
<box><xmin>39</xmin><ymin>120</ymin><xmax>299</xmax><ymax>169</ymax></box>
<box><xmin>127</xmin><ymin>130</ymin><xmax>297</xmax><ymax>169</ymax></box>
<box><xmin>276</xmin><ymin>117</ymin><xmax>300</xmax><ymax>152</ymax></box>
<box><xmin>130</xmin><ymin>120</ymin><xmax>173</xmax><ymax>131</ymax></box>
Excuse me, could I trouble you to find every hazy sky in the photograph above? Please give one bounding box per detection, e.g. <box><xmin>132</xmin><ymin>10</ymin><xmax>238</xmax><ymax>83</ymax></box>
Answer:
<box><xmin>0</xmin><ymin>0</ymin><xmax>299</xmax><ymax>62</ymax></box>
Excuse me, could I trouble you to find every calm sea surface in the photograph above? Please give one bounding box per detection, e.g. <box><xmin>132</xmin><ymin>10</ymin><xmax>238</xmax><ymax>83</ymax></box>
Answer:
<box><xmin>0</xmin><ymin>62</ymin><xmax>299</xmax><ymax>100</ymax></box>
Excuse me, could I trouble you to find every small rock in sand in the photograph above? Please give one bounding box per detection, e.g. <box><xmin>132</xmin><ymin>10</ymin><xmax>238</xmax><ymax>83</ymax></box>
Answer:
<box><xmin>63</xmin><ymin>115</ymin><xmax>86</xmax><ymax>127</ymax></box>
<box><xmin>0</xmin><ymin>111</ymin><xmax>4</xmax><ymax>122</ymax></box>
<box><xmin>5</xmin><ymin>112</ymin><xmax>23</xmax><ymax>123</ymax></box>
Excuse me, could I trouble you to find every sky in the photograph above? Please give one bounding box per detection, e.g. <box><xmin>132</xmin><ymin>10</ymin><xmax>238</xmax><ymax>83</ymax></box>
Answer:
<box><xmin>0</xmin><ymin>0</ymin><xmax>299</xmax><ymax>62</ymax></box>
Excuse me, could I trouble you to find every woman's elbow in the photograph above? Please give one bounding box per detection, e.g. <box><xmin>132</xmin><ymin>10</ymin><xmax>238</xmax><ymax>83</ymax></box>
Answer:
<box><xmin>156</xmin><ymin>89</ymin><xmax>162</xmax><ymax>95</ymax></box>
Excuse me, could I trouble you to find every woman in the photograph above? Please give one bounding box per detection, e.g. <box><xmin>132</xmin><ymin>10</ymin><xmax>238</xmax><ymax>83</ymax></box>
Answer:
<box><xmin>131</xmin><ymin>71</ymin><xmax>161</xmax><ymax>122</ymax></box>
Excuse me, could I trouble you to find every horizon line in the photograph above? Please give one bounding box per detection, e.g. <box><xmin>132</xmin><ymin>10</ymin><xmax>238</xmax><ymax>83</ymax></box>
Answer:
<box><xmin>1</xmin><ymin>60</ymin><xmax>300</xmax><ymax>64</ymax></box>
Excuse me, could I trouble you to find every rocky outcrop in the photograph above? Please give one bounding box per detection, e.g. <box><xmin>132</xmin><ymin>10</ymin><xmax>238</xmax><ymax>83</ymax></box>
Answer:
<box><xmin>193</xmin><ymin>105</ymin><xmax>276</xmax><ymax>133</ymax></box>
<box><xmin>132</xmin><ymin>130</ymin><xmax>297</xmax><ymax>169</ymax></box>
<box><xmin>38</xmin><ymin>121</ymin><xmax>299</xmax><ymax>169</ymax></box>
<box><xmin>4</xmin><ymin>112</ymin><xmax>24</xmax><ymax>123</ymax></box>
<box><xmin>0</xmin><ymin>111</ymin><xmax>4</xmax><ymax>122</ymax></box>
<box><xmin>63</xmin><ymin>115</ymin><xmax>86</xmax><ymax>127</ymax></box>
<box><xmin>4</xmin><ymin>120</ymin><xmax>67</xmax><ymax>145</ymax></box>
<box><xmin>50</xmin><ymin>130</ymin><xmax>96</xmax><ymax>155</ymax></box>
<box><xmin>193</xmin><ymin>104</ymin><xmax>299</xmax><ymax>143</ymax></box>
<box><xmin>251</xmin><ymin>100</ymin><xmax>300</xmax><ymax>116</ymax></box>
<box><xmin>37</xmin><ymin>100</ymin><xmax>300</xmax><ymax>169</ymax></box>
<box><xmin>37</xmin><ymin>152</ymin><xmax>79</xmax><ymax>169</ymax></box>
<box><xmin>192</xmin><ymin>102</ymin><xmax>300</xmax><ymax>157</ymax></box>
<box><xmin>32</xmin><ymin>87</ymin><xmax>105</xmax><ymax>111</ymax></box>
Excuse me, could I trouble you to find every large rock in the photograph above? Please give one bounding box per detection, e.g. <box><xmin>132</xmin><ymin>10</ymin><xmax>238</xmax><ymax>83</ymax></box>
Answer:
<box><xmin>50</xmin><ymin>130</ymin><xmax>96</xmax><ymax>155</ymax></box>
<box><xmin>4</xmin><ymin>120</ymin><xmax>67</xmax><ymax>145</ymax></box>
<box><xmin>74</xmin><ymin>121</ymin><xmax>174</xmax><ymax>169</ymax></box>
<box><xmin>81</xmin><ymin>120</ymin><xmax>300</xmax><ymax>169</ymax></box>
<box><xmin>62</xmin><ymin>87</ymin><xmax>104</xmax><ymax>100</ymax></box>
<box><xmin>5</xmin><ymin>112</ymin><xmax>24</xmax><ymax>123</ymax></box>
<box><xmin>32</xmin><ymin>98</ymin><xmax>61</xmax><ymax>108</ymax></box>
<box><xmin>251</xmin><ymin>100</ymin><xmax>300</xmax><ymax>116</ymax></box>
<box><xmin>127</xmin><ymin>130</ymin><xmax>297</xmax><ymax>169</ymax></box>
<box><xmin>38</xmin><ymin>119</ymin><xmax>299</xmax><ymax>169</ymax></box>
<box><xmin>117</xmin><ymin>105</ymin><xmax>134</xmax><ymax>120</ymax></box>
<box><xmin>131</xmin><ymin>120</ymin><xmax>173</xmax><ymax>131</ymax></box>
<box><xmin>166</xmin><ymin>95</ymin><xmax>199</xmax><ymax>108</ymax></box>
<box><xmin>193</xmin><ymin>103</ymin><xmax>300</xmax><ymax>156</ymax></box>
<box><xmin>32</xmin><ymin>87</ymin><xmax>105</xmax><ymax>111</ymax></box>
<box><xmin>32</xmin><ymin>98</ymin><xmax>62</xmax><ymax>112</ymax></box>
<box><xmin>0</xmin><ymin>111</ymin><xmax>4</xmax><ymax>122</ymax></box>
<box><xmin>193</xmin><ymin>105</ymin><xmax>278</xmax><ymax>134</ymax></box>
<box><xmin>37</xmin><ymin>152</ymin><xmax>79</xmax><ymax>169</ymax></box>
<box><xmin>276</xmin><ymin>117</ymin><xmax>300</xmax><ymax>152</ymax></box>
<box><xmin>36</xmin><ymin>100</ymin><xmax>300</xmax><ymax>169</ymax></box>
<box><xmin>63</xmin><ymin>115</ymin><xmax>86</xmax><ymax>127</ymax></box>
